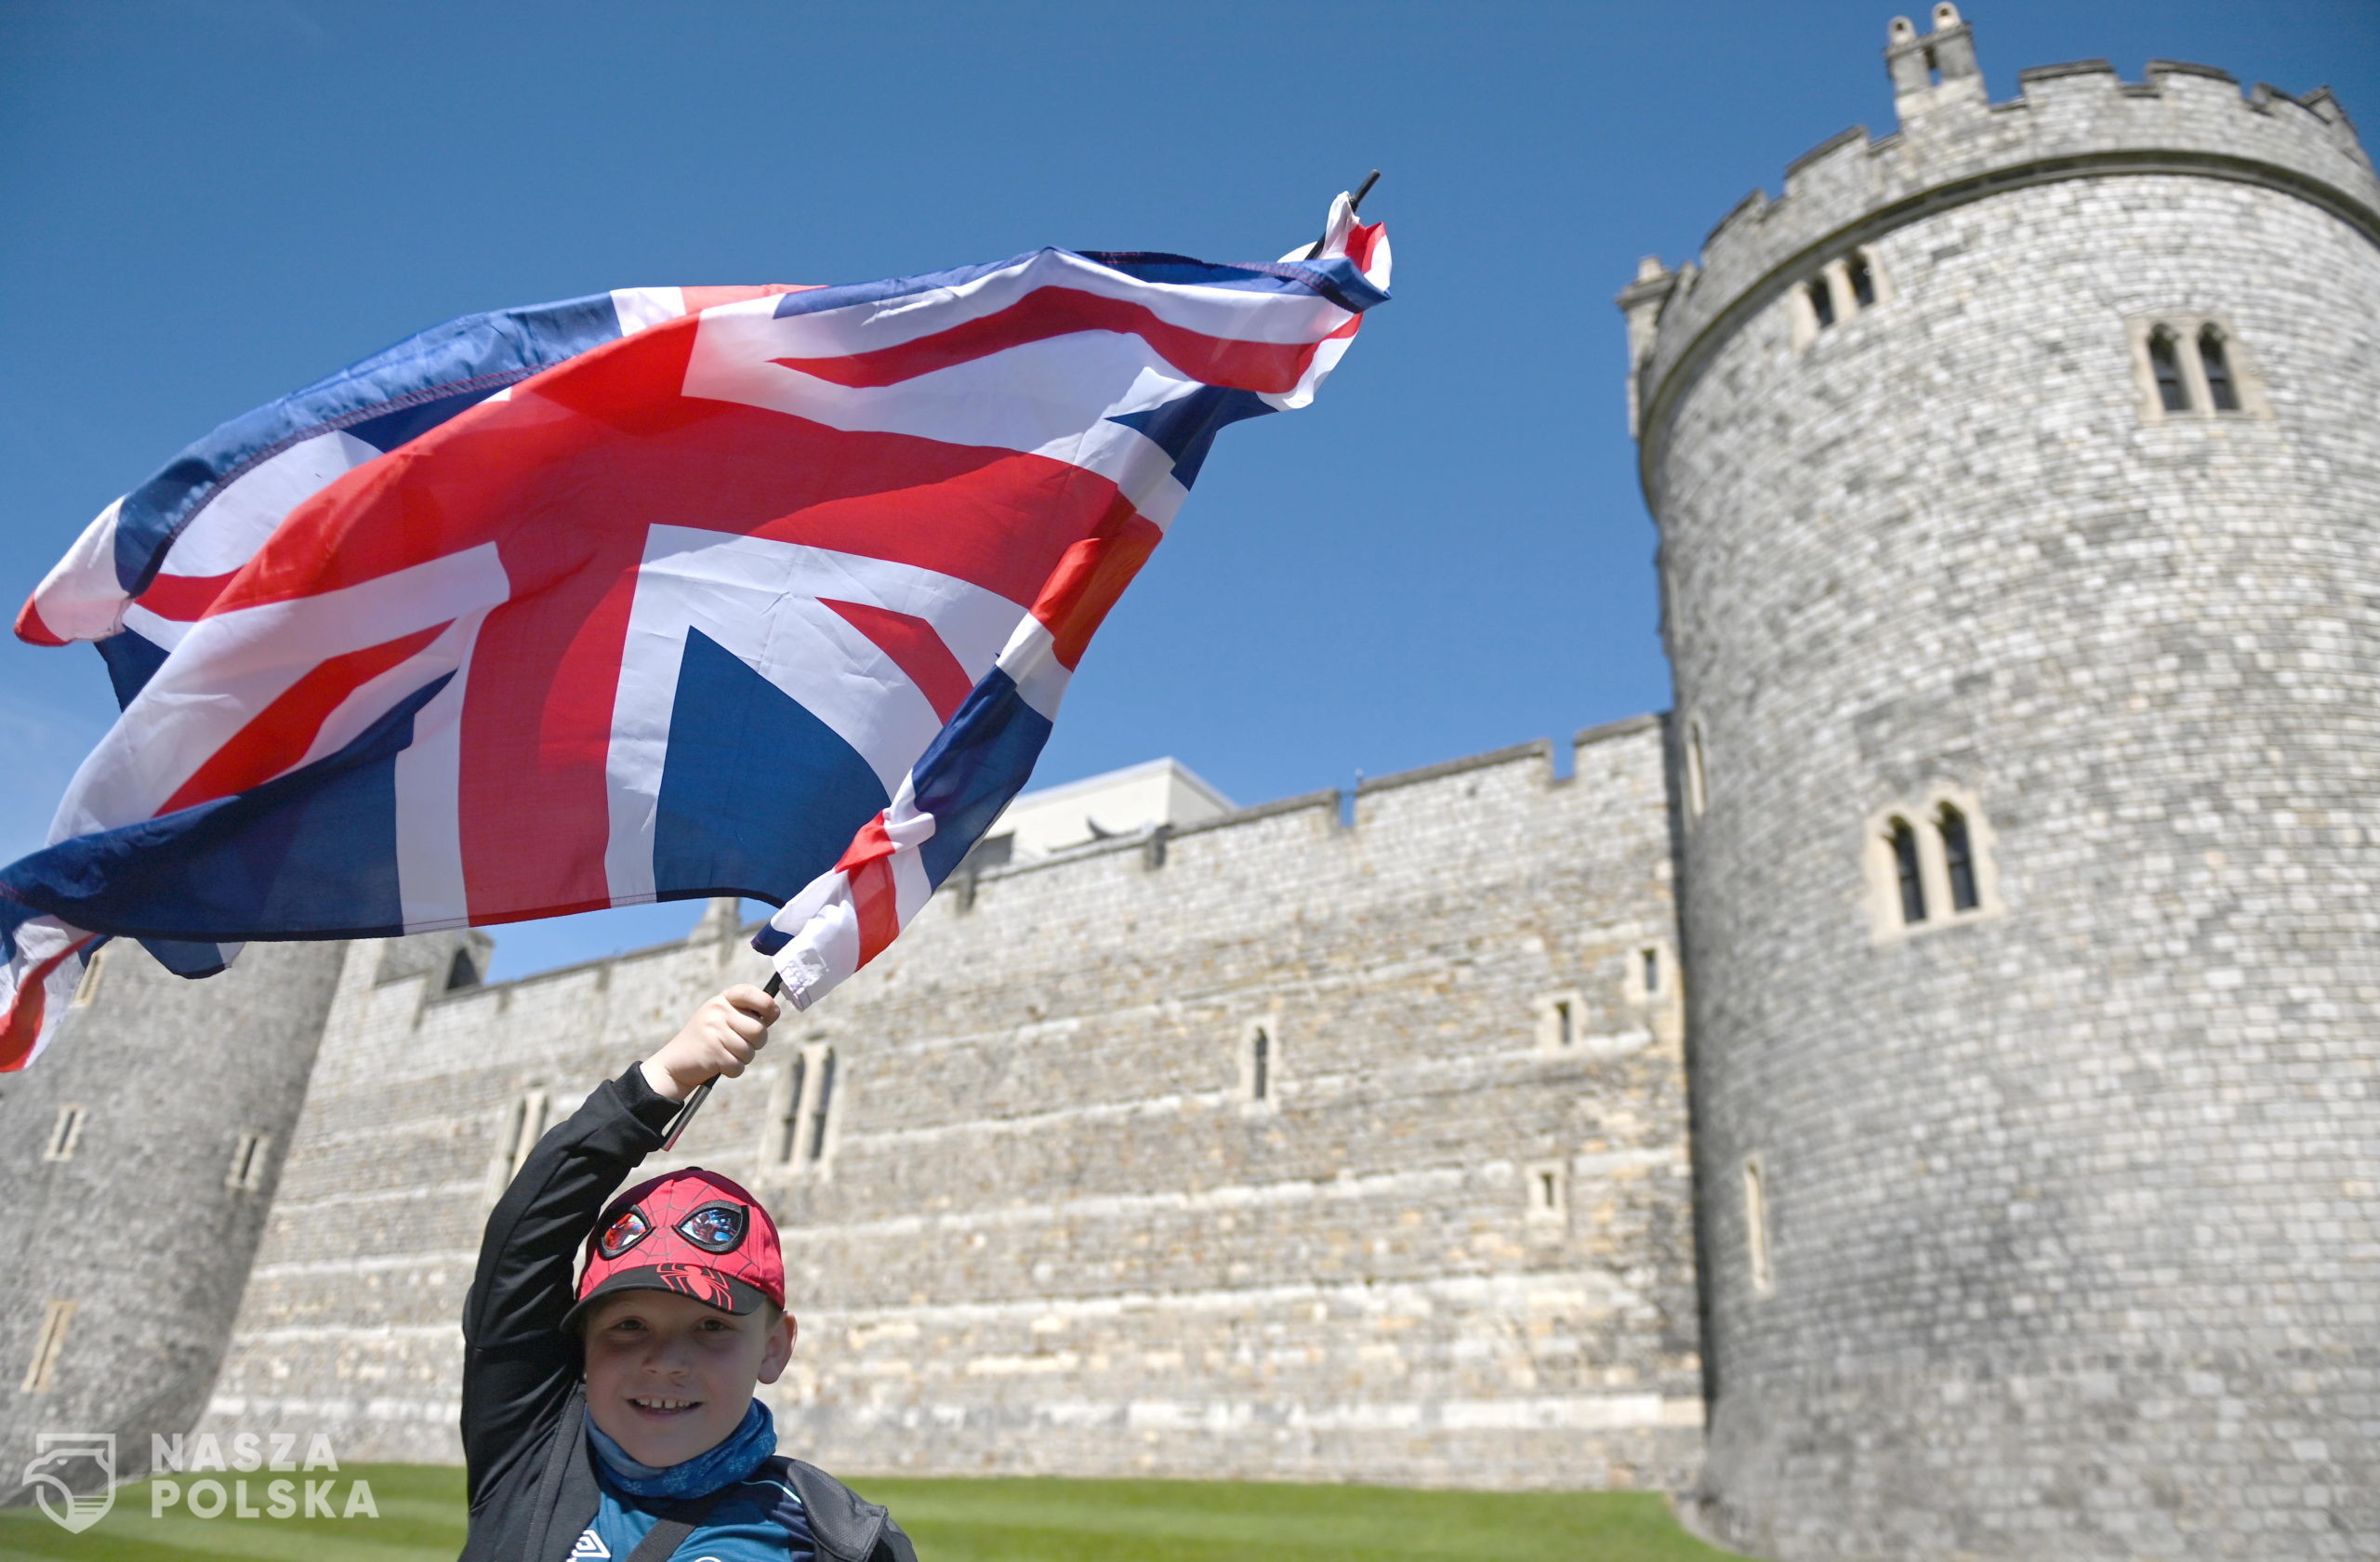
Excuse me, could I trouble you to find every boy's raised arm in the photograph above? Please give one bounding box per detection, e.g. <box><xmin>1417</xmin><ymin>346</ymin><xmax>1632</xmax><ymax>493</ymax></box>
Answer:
<box><xmin>456</xmin><ymin>986</ymin><xmax>779</xmax><ymax>1508</ymax></box>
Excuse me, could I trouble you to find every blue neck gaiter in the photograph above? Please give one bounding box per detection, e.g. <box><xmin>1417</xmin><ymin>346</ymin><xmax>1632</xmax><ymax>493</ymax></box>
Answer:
<box><xmin>588</xmin><ymin>1399</ymin><xmax>775</xmax><ymax>1501</ymax></box>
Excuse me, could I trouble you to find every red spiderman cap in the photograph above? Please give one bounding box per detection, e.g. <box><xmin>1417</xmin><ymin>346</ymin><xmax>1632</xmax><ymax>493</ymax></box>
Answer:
<box><xmin>564</xmin><ymin>1168</ymin><xmax>785</xmax><ymax>1330</ymax></box>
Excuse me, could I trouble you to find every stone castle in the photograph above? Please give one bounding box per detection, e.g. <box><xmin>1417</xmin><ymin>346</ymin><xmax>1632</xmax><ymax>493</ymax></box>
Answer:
<box><xmin>4</xmin><ymin>11</ymin><xmax>2375</xmax><ymax>1559</ymax></box>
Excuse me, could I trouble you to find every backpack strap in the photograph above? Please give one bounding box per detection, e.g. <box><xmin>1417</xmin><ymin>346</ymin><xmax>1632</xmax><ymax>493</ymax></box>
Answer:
<box><xmin>619</xmin><ymin>1484</ymin><xmax>740</xmax><ymax>1562</ymax></box>
<box><xmin>785</xmin><ymin>1460</ymin><xmax>909</xmax><ymax>1562</ymax></box>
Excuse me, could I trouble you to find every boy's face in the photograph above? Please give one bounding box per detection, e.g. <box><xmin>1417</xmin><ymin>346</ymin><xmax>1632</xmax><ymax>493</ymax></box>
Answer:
<box><xmin>580</xmin><ymin>1290</ymin><xmax>796</xmax><ymax>1467</ymax></box>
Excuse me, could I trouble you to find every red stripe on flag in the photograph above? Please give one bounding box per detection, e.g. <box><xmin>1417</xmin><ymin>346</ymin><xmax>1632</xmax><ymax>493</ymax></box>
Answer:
<box><xmin>830</xmin><ymin>814</ymin><xmax>902</xmax><ymax>968</ymax></box>
<box><xmin>160</xmin><ymin>623</ymin><xmax>449</xmax><ymax>814</ymax></box>
<box><xmin>849</xmin><ymin>854</ymin><xmax>900</xmax><ymax>968</ymax></box>
<box><xmin>13</xmin><ymin>597</ymin><xmax>68</xmax><ymax>647</ymax></box>
<box><xmin>0</xmin><ymin>941</ymin><xmax>87</xmax><ymax>1073</ymax></box>
<box><xmin>1032</xmin><ymin>506</ymin><xmax>1164</xmax><ymax>669</ymax></box>
<box><xmin>1345</xmin><ymin>220</ymin><xmax>1385</xmax><ymax>274</ymax></box>
<box><xmin>818</xmin><ymin>599</ymin><xmax>975</xmax><ymax>723</ymax></box>
<box><xmin>135</xmin><ymin>570</ymin><xmax>239</xmax><ymax>623</ymax></box>
<box><xmin>771</xmin><ymin>287</ymin><xmax>1321</xmax><ymax>394</ymax></box>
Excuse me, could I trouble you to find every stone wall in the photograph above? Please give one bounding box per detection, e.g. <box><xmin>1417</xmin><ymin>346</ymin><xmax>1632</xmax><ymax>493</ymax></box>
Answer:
<box><xmin>0</xmin><ymin>939</ymin><xmax>350</xmax><ymax>1497</ymax></box>
<box><xmin>201</xmin><ymin>717</ymin><xmax>1703</xmax><ymax>1489</ymax></box>
<box><xmin>1641</xmin><ymin>28</ymin><xmax>2380</xmax><ymax>1562</ymax></box>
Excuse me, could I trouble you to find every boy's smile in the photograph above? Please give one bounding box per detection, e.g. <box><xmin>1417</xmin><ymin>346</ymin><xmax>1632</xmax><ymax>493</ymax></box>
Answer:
<box><xmin>581</xmin><ymin>1289</ymin><xmax>795</xmax><ymax>1467</ymax></box>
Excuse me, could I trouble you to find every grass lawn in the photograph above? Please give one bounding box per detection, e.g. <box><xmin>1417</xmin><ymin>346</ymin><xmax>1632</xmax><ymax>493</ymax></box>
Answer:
<box><xmin>0</xmin><ymin>1463</ymin><xmax>1749</xmax><ymax>1561</ymax></box>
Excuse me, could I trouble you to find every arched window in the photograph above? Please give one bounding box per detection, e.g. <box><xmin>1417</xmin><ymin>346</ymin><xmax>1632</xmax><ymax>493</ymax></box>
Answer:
<box><xmin>1937</xmin><ymin>803</ymin><xmax>1979</xmax><ymax>912</ymax></box>
<box><xmin>2198</xmin><ymin>326</ymin><xmax>2240</xmax><ymax>412</ymax></box>
<box><xmin>1846</xmin><ymin>252</ymin><xmax>1876</xmax><ymax>310</ymax></box>
<box><xmin>1805</xmin><ymin>276</ymin><xmax>1836</xmax><ymax>330</ymax></box>
<box><xmin>1869</xmin><ymin>790</ymin><xmax>2001</xmax><ymax>940</ymax></box>
<box><xmin>1249</xmin><ymin>1026</ymin><xmax>1272</xmax><ymax>1102</ymax></box>
<box><xmin>445</xmin><ymin>948</ymin><xmax>480</xmax><ymax>991</ymax></box>
<box><xmin>1889</xmin><ymin>817</ymin><xmax>1926</xmax><ymax>924</ymax></box>
<box><xmin>2148</xmin><ymin>329</ymin><xmax>2190</xmax><ymax>413</ymax></box>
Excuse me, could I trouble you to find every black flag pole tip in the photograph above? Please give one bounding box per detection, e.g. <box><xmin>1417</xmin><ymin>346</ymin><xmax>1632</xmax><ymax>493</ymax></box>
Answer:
<box><xmin>1304</xmin><ymin>169</ymin><xmax>1382</xmax><ymax>261</ymax></box>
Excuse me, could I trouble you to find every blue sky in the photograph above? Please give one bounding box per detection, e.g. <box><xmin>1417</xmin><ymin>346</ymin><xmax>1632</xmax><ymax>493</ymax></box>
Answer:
<box><xmin>3</xmin><ymin>0</ymin><xmax>2373</xmax><ymax>979</ymax></box>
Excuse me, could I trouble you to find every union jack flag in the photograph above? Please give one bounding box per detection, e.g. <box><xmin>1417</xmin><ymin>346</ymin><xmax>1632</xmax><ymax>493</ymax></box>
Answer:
<box><xmin>0</xmin><ymin>196</ymin><xmax>1390</xmax><ymax>1067</ymax></box>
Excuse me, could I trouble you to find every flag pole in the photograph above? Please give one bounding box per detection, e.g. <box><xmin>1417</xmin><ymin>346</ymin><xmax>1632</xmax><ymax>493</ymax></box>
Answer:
<box><xmin>1302</xmin><ymin>169</ymin><xmax>1381</xmax><ymax>260</ymax></box>
<box><xmin>659</xmin><ymin>969</ymin><xmax>784</xmax><ymax>1152</ymax></box>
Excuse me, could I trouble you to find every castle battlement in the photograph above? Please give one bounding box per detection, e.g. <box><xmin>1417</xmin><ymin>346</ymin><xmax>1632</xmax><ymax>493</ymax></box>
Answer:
<box><xmin>1618</xmin><ymin>7</ymin><xmax>2379</xmax><ymax>457</ymax></box>
<box><xmin>370</xmin><ymin>713</ymin><xmax>1672</xmax><ymax>1017</ymax></box>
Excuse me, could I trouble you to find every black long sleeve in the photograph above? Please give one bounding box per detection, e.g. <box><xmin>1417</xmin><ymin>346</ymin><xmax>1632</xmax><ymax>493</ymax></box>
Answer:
<box><xmin>459</xmin><ymin>1064</ymin><xmax>681</xmax><ymax>1511</ymax></box>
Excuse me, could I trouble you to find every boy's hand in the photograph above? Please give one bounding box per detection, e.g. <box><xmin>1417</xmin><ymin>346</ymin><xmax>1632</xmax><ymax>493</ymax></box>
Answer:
<box><xmin>640</xmin><ymin>985</ymin><xmax>781</xmax><ymax>1103</ymax></box>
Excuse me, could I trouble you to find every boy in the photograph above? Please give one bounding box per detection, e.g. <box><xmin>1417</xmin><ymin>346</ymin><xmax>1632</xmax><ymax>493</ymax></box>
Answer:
<box><xmin>456</xmin><ymin>983</ymin><xmax>917</xmax><ymax>1562</ymax></box>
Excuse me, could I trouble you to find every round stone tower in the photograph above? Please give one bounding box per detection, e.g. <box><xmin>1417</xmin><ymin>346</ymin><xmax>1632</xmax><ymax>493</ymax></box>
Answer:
<box><xmin>1621</xmin><ymin>10</ymin><xmax>2380</xmax><ymax>1559</ymax></box>
<box><xmin>0</xmin><ymin>937</ymin><xmax>353</xmax><ymax>1501</ymax></box>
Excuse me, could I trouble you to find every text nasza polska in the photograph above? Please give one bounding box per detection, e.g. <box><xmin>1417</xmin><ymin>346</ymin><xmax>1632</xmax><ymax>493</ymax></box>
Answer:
<box><xmin>148</xmin><ymin>1433</ymin><xmax>377</xmax><ymax>1519</ymax></box>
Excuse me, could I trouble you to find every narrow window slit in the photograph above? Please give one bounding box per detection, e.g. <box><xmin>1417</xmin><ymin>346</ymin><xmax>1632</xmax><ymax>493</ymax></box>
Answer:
<box><xmin>2198</xmin><ymin>327</ymin><xmax>2239</xmax><ymax>412</ymax></box>
<box><xmin>1684</xmin><ymin>721</ymin><xmax>1709</xmax><ymax>818</ymax></box>
<box><xmin>805</xmin><ymin>1050</ymin><xmax>837</xmax><ymax>1161</ymax></box>
<box><xmin>1743</xmin><ymin>1160</ymin><xmax>1775</xmax><ymax>1295</ymax></box>
<box><xmin>72</xmin><ymin>948</ymin><xmax>105</xmax><ymax>1008</ymax></box>
<box><xmin>21</xmin><ymin>1301</ymin><xmax>77</xmax><ymax>1394</ymax></box>
<box><xmin>228</xmin><ymin>1130</ymin><xmax>271</xmax><ymax>1192</ymax></box>
<box><xmin>773</xmin><ymin>1054</ymin><xmax>807</xmax><ymax>1165</ymax></box>
<box><xmin>2149</xmin><ymin>329</ymin><xmax>2190</xmax><ymax>412</ymax></box>
<box><xmin>1938</xmin><ymin>804</ymin><xmax>1980</xmax><ymax>912</ymax></box>
<box><xmin>1846</xmin><ymin>252</ymin><xmax>1875</xmax><ymax>310</ymax></box>
<box><xmin>506</xmin><ymin>1092</ymin><xmax>548</xmax><ymax>1177</ymax></box>
<box><xmin>1890</xmin><ymin>817</ymin><xmax>1927</xmax><ymax>924</ymax></box>
<box><xmin>1806</xmin><ymin>277</ymin><xmax>1835</xmax><ymax>330</ymax></box>
<box><xmin>44</xmin><ymin>1105</ymin><xmax>86</xmax><ymax>1163</ymax></box>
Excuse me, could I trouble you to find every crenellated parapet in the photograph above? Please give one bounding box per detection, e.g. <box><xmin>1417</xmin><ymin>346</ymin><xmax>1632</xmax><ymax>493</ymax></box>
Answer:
<box><xmin>1618</xmin><ymin>4</ymin><xmax>2378</xmax><ymax>465</ymax></box>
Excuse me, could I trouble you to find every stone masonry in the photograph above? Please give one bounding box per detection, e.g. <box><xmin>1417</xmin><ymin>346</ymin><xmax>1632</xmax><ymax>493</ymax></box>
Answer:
<box><xmin>194</xmin><ymin>719</ymin><xmax>1704</xmax><ymax>1489</ymax></box>
<box><xmin>7</xmin><ymin>12</ymin><xmax>2376</xmax><ymax>1557</ymax></box>
<box><xmin>0</xmin><ymin>940</ymin><xmax>349</xmax><ymax>1504</ymax></box>
<box><xmin>1625</xmin><ymin>8</ymin><xmax>2380</xmax><ymax>1560</ymax></box>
